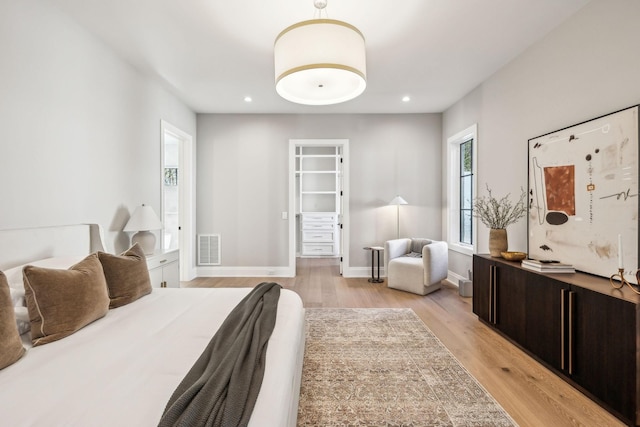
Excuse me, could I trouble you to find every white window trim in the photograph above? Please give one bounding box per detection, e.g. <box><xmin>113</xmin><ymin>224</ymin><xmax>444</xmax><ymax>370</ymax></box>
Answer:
<box><xmin>447</xmin><ymin>124</ymin><xmax>477</xmax><ymax>256</ymax></box>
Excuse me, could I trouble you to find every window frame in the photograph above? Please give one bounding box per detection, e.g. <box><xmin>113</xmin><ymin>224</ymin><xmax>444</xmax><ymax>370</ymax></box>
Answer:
<box><xmin>447</xmin><ymin>124</ymin><xmax>478</xmax><ymax>256</ymax></box>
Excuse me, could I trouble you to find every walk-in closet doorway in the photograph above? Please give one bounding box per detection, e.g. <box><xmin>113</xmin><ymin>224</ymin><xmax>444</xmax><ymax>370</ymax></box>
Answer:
<box><xmin>288</xmin><ymin>139</ymin><xmax>349</xmax><ymax>277</ymax></box>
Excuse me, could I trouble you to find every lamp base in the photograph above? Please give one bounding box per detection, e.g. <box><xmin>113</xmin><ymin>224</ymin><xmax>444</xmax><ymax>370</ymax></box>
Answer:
<box><xmin>131</xmin><ymin>230</ymin><xmax>156</xmax><ymax>255</ymax></box>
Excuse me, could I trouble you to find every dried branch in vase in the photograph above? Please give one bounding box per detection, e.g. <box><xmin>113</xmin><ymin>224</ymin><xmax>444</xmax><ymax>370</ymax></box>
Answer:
<box><xmin>473</xmin><ymin>184</ymin><xmax>527</xmax><ymax>229</ymax></box>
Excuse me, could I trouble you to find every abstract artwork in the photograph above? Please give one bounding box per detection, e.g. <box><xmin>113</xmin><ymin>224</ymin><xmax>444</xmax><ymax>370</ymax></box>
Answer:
<box><xmin>528</xmin><ymin>105</ymin><xmax>639</xmax><ymax>282</ymax></box>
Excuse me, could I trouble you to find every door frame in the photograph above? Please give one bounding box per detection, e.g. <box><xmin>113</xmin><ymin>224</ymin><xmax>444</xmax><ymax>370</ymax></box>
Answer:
<box><xmin>288</xmin><ymin>139</ymin><xmax>349</xmax><ymax>276</ymax></box>
<box><xmin>161</xmin><ymin>120</ymin><xmax>195</xmax><ymax>281</ymax></box>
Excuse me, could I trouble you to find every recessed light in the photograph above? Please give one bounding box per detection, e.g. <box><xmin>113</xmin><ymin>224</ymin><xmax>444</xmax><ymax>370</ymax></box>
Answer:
<box><xmin>244</xmin><ymin>96</ymin><xmax>252</xmax><ymax>103</ymax></box>
<box><xmin>402</xmin><ymin>96</ymin><xmax>411</xmax><ymax>102</ymax></box>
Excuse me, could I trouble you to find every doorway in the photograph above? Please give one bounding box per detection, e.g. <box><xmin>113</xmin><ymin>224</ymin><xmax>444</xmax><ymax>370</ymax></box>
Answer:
<box><xmin>161</xmin><ymin>120</ymin><xmax>194</xmax><ymax>281</ymax></box>
<box><xmin>288</xmin><ymin>139</ymin><xmax>349</xmax><ymax>277</ymax></box>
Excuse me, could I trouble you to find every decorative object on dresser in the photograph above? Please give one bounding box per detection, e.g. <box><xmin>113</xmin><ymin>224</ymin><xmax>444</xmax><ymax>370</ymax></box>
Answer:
<box><xmin>473</xmin><ymin>254</ymin><xmax>639</xmax><ymax>426</ymax></box>
<box><xmin>521</xmin><ymin>258</ymin><xmax>575</xmax><ymax>273</ymax></box>
<box><xmin>388</xmin><ymin>195</ymin><xmax>408</xmax><ymax>239</ymax></box>
<box><xmin>473</xmin><ymin>184</ymin><xmax>527</xmax><ymax>257</ymax></box>
<box><xmin>123</xmin><ymin>204</ymin><xmax>163</xmax><ymax>255</ymax></box>
<box><xmin>500</xmin><ymin>251</ymin><xmax>526</xmax><ymax>261</ymax></box>
<box><xmin>528</xmin><ymin>105</ymin><xmax>639</xmax><ymax>283</ymax></box>
<box><xmin>384</xmin><ymin>238</ymin><xmax>448</xmax><ymax>295</ymax></box>
<box><xmin>610</xmin><ymin>267</ymin><xmax>640</xmax><ymax>294</ymax></box>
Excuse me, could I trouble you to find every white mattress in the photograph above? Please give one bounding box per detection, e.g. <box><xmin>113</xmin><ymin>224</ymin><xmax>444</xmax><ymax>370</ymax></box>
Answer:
<box><xmin>0</xmin><ymin>287</ymin><xmax>306</xmax><ymax>427</ymax></box>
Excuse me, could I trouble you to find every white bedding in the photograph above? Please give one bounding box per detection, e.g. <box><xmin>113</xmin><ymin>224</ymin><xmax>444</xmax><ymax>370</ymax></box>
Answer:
<box><xmin>0</xmin><ymin>287</ymin><xmax>305</xmax><ymax>427</ymax></box>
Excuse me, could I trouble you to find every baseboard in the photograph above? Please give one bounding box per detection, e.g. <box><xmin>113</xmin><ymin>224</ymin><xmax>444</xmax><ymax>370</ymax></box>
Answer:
<box><xmin>447</xmin><ymin>270</ymin><xmax>468</xmax><ymax>288</ymax></box>
<box><xmin>195</xmin><ymin>266</ymin><xmax>463</xmax><ymax>285</ymax></box>
<box><xmin>182</xmin><ymin>266</ymin><xmax>198</xmax><ymax>282</ymax></box>
<box><xmin>343</xmin><ymin>266</ymin><xmax>386</xmax><ymax>279</ymax></box>
<box><xmin>196</xmin><ymin>266</ymin><xmax>295</xmax><ymax>278</ymax></box>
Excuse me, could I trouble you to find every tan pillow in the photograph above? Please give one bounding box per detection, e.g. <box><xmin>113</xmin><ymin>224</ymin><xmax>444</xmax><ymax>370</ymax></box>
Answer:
<box><xmin>23</xmin><ymin>253</ymin><xmax>109</xmax><ymax>346</ymax></box>
<box><xmin>0</xmin><ymin>271</ymin><xmax>25</xmax><ymax>369</ymax></box>
<box><xmin>98</xmin><ymin>243</ymin><xmax>151</xmax><ymax>309</ymax></box>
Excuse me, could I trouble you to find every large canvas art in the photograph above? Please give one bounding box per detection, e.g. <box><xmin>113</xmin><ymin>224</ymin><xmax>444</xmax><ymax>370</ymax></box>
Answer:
<box><xmin>528</xmin><ymin>105</ymin><xmax>639</xmax><ymax>282</ymax></box>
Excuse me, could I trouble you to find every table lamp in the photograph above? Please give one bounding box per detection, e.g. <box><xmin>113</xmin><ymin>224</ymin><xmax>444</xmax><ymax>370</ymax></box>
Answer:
<box><xmin>124</xmin><ymin>204</ymin><xmax>163</xmax><ymax>255</ymax></box>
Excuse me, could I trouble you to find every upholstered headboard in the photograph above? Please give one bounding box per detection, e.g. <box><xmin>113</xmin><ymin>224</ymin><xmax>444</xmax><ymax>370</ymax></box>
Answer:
<box><xmin>0</xmin><ymin>224</ymin><xmax>106</xmax><ymax>270</ymax></box>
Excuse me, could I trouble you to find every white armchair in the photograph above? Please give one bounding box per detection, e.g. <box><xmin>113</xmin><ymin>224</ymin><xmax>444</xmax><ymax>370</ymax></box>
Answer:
<box><xmin>384</xmin><ymin>238</ymin><xmax>448</xmax><ymax>295</ymax></box>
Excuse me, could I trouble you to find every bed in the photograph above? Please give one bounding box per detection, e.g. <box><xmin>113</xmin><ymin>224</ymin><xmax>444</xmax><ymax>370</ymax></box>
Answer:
<box><xmin>0</xmin><ymin>224</ymin><xmax>306</xmax><ymax>427</ymax></box>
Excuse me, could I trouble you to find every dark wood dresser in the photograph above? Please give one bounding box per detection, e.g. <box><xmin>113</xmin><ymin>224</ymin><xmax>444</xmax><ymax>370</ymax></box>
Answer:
<box><xmin>473</xmin><ymin>254</ymin><xmax>640</xmax><ymax>426</ymax></box>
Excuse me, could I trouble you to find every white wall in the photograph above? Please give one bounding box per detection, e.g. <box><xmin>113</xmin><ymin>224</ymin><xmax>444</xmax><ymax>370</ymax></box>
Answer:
<box><xmin>9</xmin><ymin>0</ymin><xmax>631</xmax><ymax>281</ymax></box>
<box><xmin>0</xmin><ymin>0</ymin><xmax>196</xmax><ymax>253</ymax></box>
<box><xmin>196</xmin><ymin>113</ymin><xmax>442</xmax><ymax>276</ymax></box>
<box><xmin>443</xmin><ymin>0</ymin><xmax>640</xmax><ymax>277</ymax></box>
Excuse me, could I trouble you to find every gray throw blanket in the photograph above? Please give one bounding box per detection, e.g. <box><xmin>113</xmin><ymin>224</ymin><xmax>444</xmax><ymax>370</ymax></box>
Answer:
<box><xmin>158</xmin><ymin>282</ymin><xmax>282</xmax><ymax>427</ymax></box>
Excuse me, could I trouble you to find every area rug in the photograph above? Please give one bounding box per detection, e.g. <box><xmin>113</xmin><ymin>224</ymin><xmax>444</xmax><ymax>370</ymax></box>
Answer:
<box><xmin>297</xmin><ymin>308</ymin><xmax>518</xmax><ymax>427</ymax></box>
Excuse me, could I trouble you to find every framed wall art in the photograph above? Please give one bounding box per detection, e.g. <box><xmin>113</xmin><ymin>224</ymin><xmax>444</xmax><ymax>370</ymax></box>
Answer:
<box><xmin>528</xmin><ymin>105</ymin><xmax>639</xmax><ymax>282</ymax></box>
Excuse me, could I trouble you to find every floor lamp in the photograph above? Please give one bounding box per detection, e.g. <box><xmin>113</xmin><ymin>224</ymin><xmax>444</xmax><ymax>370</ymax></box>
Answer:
<box><xmin>388</xmin><ymin>195</ymin><xmax>408</xmax><ymax>239</ymax></box>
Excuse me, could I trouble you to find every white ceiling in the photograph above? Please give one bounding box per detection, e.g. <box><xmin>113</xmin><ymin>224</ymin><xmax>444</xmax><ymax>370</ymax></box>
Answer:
<box><xmin>47</xmin><ymin>0</ymin><xmax>591</xmax><ymax>114</ymax></box>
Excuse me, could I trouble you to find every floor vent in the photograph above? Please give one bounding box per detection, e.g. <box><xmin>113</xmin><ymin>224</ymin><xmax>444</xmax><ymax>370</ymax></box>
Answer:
<box><xmin>197</xmin><ymin>234</ymin><xmax>220</xmax><ymax>265</ymax></box>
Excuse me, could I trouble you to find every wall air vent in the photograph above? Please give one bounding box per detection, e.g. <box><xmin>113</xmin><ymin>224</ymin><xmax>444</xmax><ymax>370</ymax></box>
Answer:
<box><xmin>197</xmin><ymin>234</ymin><xmax>220</xmax><ymax>265</ymax></box>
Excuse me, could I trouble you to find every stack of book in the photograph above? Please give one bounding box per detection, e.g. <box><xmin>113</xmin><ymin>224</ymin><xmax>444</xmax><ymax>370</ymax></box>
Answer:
<box><xmin>521</xmin><ymin>259</ymin><xmax>575</xmax><ymax>273</ymax></box>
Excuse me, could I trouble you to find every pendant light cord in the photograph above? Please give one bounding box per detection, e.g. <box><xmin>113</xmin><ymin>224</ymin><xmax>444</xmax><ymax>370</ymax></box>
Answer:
<box><xmin>313</xmin><ymin>0</ymin><xmax>329</xmax><ymax>19</ymax></box>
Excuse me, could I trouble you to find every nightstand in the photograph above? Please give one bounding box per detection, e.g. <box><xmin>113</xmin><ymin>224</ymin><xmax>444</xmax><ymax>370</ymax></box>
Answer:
<box><xmin>146</xmin><ymin>249</ymin><xmax>179</xmax><ymax>288</ymax></box>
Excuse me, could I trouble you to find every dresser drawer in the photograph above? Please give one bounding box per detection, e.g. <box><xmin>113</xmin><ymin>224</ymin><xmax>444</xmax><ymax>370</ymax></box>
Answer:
<box><xmin>302</xmin><ymin>230</ymin><xmax>335</xmax><ymax>242</ymax></box>
<box><xmin>302</xmin><ymin>243</ymin><xmax>336</xmax><ymax>255</ymax></box>
<box><xmin>302</xmin><ymin>222</ymin><xmax>335</xmax><ymax>231</ymax></box>
<box><xmin>146</xmin><ymin>249</ymin><xmax>179</xmax><ymax>270</ymax></box>
<box><xmin>301</xmin><ymin>213</ymin><xmax>336</xmax><ymax>223</ymax></box>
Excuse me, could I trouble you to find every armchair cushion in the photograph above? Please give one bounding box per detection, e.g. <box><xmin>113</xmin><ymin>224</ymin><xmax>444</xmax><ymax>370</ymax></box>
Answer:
<box><xmin>410</xmin><ymin>238</ymin><xmax>432</xmax><ymax>254</ymax></box>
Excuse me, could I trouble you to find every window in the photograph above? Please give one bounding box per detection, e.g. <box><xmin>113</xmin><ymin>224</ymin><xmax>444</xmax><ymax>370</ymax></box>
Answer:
<box><xmin>447</xmin><ymin>124</ymin><xmax>477</xmax><ymax>255</ymax></box>
<box><xmin>459</xmin><ymin>139</ymin><xmax>473</xmax><ymax>245</ymax></box>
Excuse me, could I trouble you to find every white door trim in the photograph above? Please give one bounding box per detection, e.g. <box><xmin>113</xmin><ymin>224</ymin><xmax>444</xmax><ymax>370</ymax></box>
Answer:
<box><xmin>288</xmin><ymin>139</ymin><xmax>350</xmax><ymax>277</ymax></box>
<box><xmin>161</xmin><ymin>120</ymin><xmax>195</xmax><ymax>281</ymax></box>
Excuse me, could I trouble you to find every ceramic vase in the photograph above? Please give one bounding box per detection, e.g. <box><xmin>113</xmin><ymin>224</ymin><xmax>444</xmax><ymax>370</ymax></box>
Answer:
<box><xmin>489</xmin><ymin>228</ymin><xmax>508</xmax><ymax>257</ymax></box>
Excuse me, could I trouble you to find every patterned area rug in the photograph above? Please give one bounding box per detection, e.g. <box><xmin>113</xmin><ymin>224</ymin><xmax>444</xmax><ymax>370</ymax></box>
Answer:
<box><xmin>297</xmin><ymin>308</ymin><xmax>518</xmax><ymax>427</ymax></box>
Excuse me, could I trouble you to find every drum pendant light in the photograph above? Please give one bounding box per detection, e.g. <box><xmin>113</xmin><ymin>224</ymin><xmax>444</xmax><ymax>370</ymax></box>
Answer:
<box><xmin>274</xmin><ymin>0</ymin><xmax>367</xmax><ymax>105</ymax></box>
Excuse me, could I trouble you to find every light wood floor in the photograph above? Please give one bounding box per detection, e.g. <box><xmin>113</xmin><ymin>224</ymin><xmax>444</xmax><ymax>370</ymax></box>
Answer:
<box><xmin>185</xmin><ymin>258</ymin><xmax>625</xmax><ymax>427</ymax></box>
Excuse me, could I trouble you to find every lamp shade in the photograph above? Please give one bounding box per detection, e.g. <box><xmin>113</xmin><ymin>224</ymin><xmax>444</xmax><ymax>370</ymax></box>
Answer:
<box><xmin>388</xmin><ymin>196</ymin><xmax>408</xmax><ymax>206</ymax></box>
<box><xmin>274</xmin><ymin>19</ymin><xmax>366</xmax><ymax>105</ymax></box>
<box><xmin>124</xmin><ymin>205</ymin><xmax>162</xmax><ymax>232</ymax></box>
<box><xmin>389</xmin><ymin>195</ymin><xmax>408</xmax><ymax>239</ymax></box>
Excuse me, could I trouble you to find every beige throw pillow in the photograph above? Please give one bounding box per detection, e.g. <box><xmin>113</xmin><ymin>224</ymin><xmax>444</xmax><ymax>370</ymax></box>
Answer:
<box><xmin>0</xmin><ymin>271</ymin><xmax>26</xmax><ymax>369</ymax></box>
<box><xmin>23</xmin><ymin>253</ymin><xmax>109</xmax><ymax>346</ymax></box>
<box><xmin>98</xmin><ymin>243</ymin><xmax>152</xmax><ymax>309</ymax></box>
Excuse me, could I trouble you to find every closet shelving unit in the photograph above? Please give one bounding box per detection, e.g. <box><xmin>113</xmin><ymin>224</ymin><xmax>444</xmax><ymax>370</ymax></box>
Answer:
<box><xmin>296</xmin><ymin>146</ymin><xmax>341</xmax><ymax>256</ymax></box>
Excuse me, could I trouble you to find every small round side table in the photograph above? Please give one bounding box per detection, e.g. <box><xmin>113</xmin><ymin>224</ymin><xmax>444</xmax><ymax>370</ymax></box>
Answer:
<box><xmin>363</xmin><ymin>246</ymin><xmax>384</xmax><ymax>283</ymax></box>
